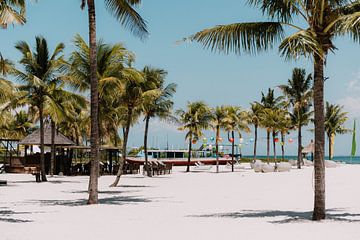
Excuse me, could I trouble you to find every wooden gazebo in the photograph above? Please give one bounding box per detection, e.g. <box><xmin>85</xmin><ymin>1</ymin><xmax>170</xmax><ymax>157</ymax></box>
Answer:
<box><xmin>6</xmin><ymin>125</ymin><xmax>75</xmax><ymax>174</ymax></box>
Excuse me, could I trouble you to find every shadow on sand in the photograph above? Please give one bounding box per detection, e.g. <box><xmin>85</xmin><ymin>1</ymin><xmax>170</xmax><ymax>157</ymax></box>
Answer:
<box><xmin>0</xmin><ymin>209</ymin><xmax>33</xmax><ymax>223</ymax></box>
<box><xmin>32</xmin><ymin>195</ymin><xmax>152</xmax><ymax>207</ymax></box>
<box><xmin>188</xmin><ymin>208</ymin><xmax>360</xmax><ymax>223</ymax></box>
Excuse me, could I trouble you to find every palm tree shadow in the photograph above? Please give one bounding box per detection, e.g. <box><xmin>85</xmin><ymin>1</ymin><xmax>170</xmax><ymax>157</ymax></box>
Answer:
<box><xmin>33</xmin><ymin>195</ymin><xmax>153</xmax><ymax>207</ymax></box>
<box><xmin>0</xmin><ymin>209</ymin><xmax>33</xmax><ymax>223</ymax></box>
<box><xmin>188</xmin><ymin>208</ymin><xmax>360</xmax><ymax>223</ymax></box>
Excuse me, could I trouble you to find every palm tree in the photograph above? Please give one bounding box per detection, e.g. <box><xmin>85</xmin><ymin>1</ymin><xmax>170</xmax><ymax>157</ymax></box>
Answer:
<box><xmin>7</xmin><ymin>36</ymin><xmax>67</xmax><ymax>182</ymax></box>
<box><xmin>187</xmin><ymin>0</ymin><xmax>360</xmax><ymax>220</ymax></box>
<box><xmin>110</xmin><ymin>68</ymin><xmax>145</xmax><ymax>187</ymax></box>
<box><xmin>80</xmin><ymin>0</ymin><xmax>148</xmax><ymax>204</ymax></box>
<box><xmin>141</xmin><ymin>66</ymin><xmax>177</xmax><ymax>174</ymax></box>
<box><xmin>249</xmin><ymin>102</ymin><xmax>262</xmax><ymax>161</ymax></box>
<box><xmin>277</xmin><ymin>111</ymin><xmax>293</xmax><ymax>161</ymax></box>
<box><xmin>223</xmin><ymin>106</ymin><xmax>250</xmax><ymax>171</ymax></box>
<box><xmin>290</xmin><ymin>105</ymin><xmax>313</xmax><ymax>167</ymax></box>
<box><xmin>176</xmin><ymin>101</ymin><xmax>212</xmax><ymax>172</ymax></box>
<box><xmin>280</xmin><ymin>68</ymin><xmax>312</xmax><ymax>168</ymax></box>
<box><xmin>211</xmin><ymin>106</ymin><xmax>228</xmax><ymax>173</ymax></box>
<box><xmin>325</xmin><ymin>102</ymin><xmax>350</xmax><ymax>160</ymax></box>
<box><xmin>0</xmin><ymin>0</ymin><xmax>26</xmax><ymax>28</ymax></box>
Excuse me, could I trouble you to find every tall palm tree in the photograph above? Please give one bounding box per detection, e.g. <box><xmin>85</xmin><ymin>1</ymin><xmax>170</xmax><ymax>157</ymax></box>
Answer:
<box><xmin>80</xmin><ymin>0</ymin><xmax>148</xmax><ymax>204</ymax></box>
<box><xmin>176</xmin><ymin>101</ymin><xmax>212</xmax><ymax>172</ymax></box>
<box><xmin>110</xmin><ymin>68</ymin><xmax>145</xmax><ymax>187</ymax></box>
<box><xmin>325</xmin><ymin>102</ymin><xmax>350</xmax><ymax>160</ymax></box>
<box><xmin>280</xmin><ymin>68</ymin><xmax>312</xmax><ymax>168</ymax></box>
<box><xmin>290</xmin><ymin>105</ymin><xmax>313</xmax><ymax>167</ymax></box>
<box><xmin>277</xmin><ymin>111</ymin><xmax>293</xmax><ymax>161</ymax></box>
<box><xmin>69</xmin><ymin>35</ymin><xmax>132</xmax><ymax>144</ymax></box>
<box><xmin>141</xmin><ymin>66</ymin><xmax>177</xmax><ymax>174</ymax></box>
<box><xmin>211</xmin><ymin>106</ymin><xmax>228</xmax><ymax>173</ymax></box>
<box><xmin>249</xmin><ymin>102</ymin><xmax>262</xmax><ymax>161</ymax></box>
<box><xmin>7</xmin><ymin>36</ymin><xmax>67</xmax><ymax>182</ymax></box>
<box><xmin>0</xmin><ymin>0</ymin><xmax>26</xmax><ymax>28</ymax></box>
<box><xmin>187</xmin><ymin>0</ymin><xmax>360</xmax><ymax>220</ymax></box>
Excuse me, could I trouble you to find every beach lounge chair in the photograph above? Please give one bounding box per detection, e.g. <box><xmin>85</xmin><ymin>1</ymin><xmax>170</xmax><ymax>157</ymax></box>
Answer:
<box><xmin>276</xmin><ymin>162</ymin><xmax>291</xmax><ymax>172</ymax></box>
<box><xmin>303</xmin><ymin>159</ymin><xmax>314</xmax><ymax>166</ymax></box>
<box><xmin>226</xmin><ymin>162</ymin><xmax>245</xmax><ymax>170</ymax></box>
<box><xmin>194</xmin><ymin>162</ymin><xmax>212</xmax><ymax>171</ymax></box>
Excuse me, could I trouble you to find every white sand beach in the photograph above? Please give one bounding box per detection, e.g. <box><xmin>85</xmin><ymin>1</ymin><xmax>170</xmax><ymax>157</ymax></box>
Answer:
<box><xmin>1</xmin><ymin>164</ymin><xmax>360</xmax><ymax>240</ymax></box>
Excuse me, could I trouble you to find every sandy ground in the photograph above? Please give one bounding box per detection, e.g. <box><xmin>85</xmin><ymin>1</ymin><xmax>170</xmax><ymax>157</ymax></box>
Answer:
<box><xmin>1</xmin><ymin>164</ymin><xmax>360</xmax><ymax>240</ymax></box>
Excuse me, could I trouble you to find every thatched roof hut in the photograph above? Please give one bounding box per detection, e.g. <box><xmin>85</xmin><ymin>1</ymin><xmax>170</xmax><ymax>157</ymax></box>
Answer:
<box><xmin>302</xmin><ymin>141</ymin><xmax>314</xmax><ymax>154</ymax></box>
<box><xmin>19</xmin><ymin>125</ymin><xmax>75</xmax><ymax>146</ymax></box>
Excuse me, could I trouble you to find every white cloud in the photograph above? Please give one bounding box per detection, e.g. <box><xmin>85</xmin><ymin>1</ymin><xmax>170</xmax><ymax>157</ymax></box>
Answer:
<box><xmin>337</xmin><ymin>96</ymin><xmax>360</xmax><ymax>119</ymax></box>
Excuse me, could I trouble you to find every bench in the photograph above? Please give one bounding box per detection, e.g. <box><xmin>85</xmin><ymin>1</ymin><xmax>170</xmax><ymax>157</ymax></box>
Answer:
<box><xmin>24</xmin><ymin>167</ymin><xmax>41</xmax><ymax>182</ymax></box>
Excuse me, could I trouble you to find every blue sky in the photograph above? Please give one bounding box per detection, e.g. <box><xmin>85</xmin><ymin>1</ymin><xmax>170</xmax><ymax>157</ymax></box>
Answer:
<box><xmin>1</xmin><ymin>0</ymin><xmax>360</xmax><ymax>156</ymax></box>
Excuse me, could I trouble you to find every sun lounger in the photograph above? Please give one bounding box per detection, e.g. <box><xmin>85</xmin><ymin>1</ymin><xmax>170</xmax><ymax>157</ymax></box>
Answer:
<box><xmin>276</xmin><ymin>162</ymin><xmax>291</xmax><ymax>172</ymax></box>
<box><xmin>194</xmin><ymin>162</ymin><xmax>212</xmax><ymax>171</ymax></box>
<box><xmin>226</xmin><ymin>162</ymin><xmax>245</xmax><ymax>169</ymax></box>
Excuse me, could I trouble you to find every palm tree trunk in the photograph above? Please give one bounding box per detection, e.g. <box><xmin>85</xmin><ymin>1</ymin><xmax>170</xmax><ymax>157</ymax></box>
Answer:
<box><xmin>50</xmin><ymin>120</ymin><xmax>56</xmax><ymax>176</ymax></box>
<box><xmin>266</xmin><ymin>130</ymin><xmax>270</xmax><ymax>164</ymax></box>
<box><xmin>39</xmin><ymin>104</ymin><xmax>47</xmax><ymax>182</ymax></box>
<box><xmin>272</xmin><ymin>131</ymin><xmax>277</xmax><ymax>166</ymax></box>
<box><xmin>312</xmin><ymin>54</ymin><xmax>326</xmax><ymax>220</ymax></box>
<box><xmin>328</xmin><ymin>135</ymin><xmax>331</xmax><ymax>160</ymax></box>
<box><xmin>297</xmin><ymin>123</ymin><xmax>302</xmax><ymax>169</ymax></box>
<box><xmin>87</xmin><ymin>0</ymin><xmax>99</xmax><ymax>204</ymax></box>
<box><xmin>231</xmin><ymin>130</ymin><xmax>234</xmax><ymax>172</ymax></box>
<box><xmin>110</xmin><ymin>107</ymin><xmax>132</xmax><ymax>187</ymax></box>
<box><xmin>144</xmin><ymin>115</ymin><xmax>150</xmax><ymax>175</ymax></box>
<box><xmin>216</xmin><ymin>126</ymin><xmax>220</xmax><ymax>173</ymax></box>
<box><xmin>281</xmin><ymin>132</ymin><xmax>285</xmax><ymax>161</ymax></box>
<box><xmin>186</xmin><ymin>135</ymin><xmax>192</xmax><ymax>172</ymax></box>
<box><xmin>253</xmin><ymin>124</ymin><xmax>258</xmax><ymax>161</ymax></box>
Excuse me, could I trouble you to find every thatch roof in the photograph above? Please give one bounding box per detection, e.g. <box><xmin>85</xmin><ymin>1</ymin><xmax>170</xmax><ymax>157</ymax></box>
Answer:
<box><xmin>302</xmin><ymin>141</ymin><xmax>314</xmax><ymax>154</ymax></box>
<box><xmin>19</xmin><ymin>125</ymin><xmax>75</xmax><ymax>146</ymax></box>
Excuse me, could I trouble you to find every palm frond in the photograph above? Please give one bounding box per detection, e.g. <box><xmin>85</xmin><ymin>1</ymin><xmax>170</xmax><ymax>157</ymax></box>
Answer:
<box><xmin>186</xmin><ymin>22</ymin><xmax>284</xmax><ymax>55</ymax></box>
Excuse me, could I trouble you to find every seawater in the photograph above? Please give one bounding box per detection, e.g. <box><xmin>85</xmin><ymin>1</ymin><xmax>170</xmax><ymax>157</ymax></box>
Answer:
<box><xmin>243</xmin><ymin>155</ymin><xmax>360</xmax><ymax>164</ymax></box>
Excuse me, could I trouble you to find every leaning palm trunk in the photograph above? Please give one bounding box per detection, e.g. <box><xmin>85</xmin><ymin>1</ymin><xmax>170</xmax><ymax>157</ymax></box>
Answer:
<box><xmin>144</xmin><ymin>115</ymin><xmax>150</xmax><ymax>175</ymax></box>
<box><xmin>87</xmin><ymin>0</ymin><xmax>100</xmax><ymax>204</ymax></box>
<box><xmin>313</xmin><ymin>54</ymin><xmax>326</xmax><ymax>220</ymax></box>
<box><xmin>231</xmin><ymin>131</ymin><xmax>234</xmax><ymax>172</ymax></box>
<box><xmin>111</xmin><ymin>108</ymin><xmax>132</xmax><ymax>187</ymax></box>
<box><xmin>266</xmin><ymin>130</ymin><xmax>270</xmax><ymax>164</ymax></box>
<box><xmin>329</xmin><ymin>134</ymin><xmax>335</xmax><ymax>160</ymax></box>
<box><xmin>281</xmin><ymin>132</ymin><xmax>285</xmax><ymax>161</ymax></box>
<box><xmin>297</xmin><ymin>123</ymin><xmax>302</xmax><ymax>169</ymax></box>
<box><xmin>186</xmin><ymin>136</ymin><xmax>192</xmax><ymax>172</ymax></box>
<box><xmin>272</xmin><ymin>131</ymin><xmax>277</xmax><ymax>167</ymax></box>
<box><xmin>39</xmin><ymin>105</ymin><xmax>47</xmax><ymax>181</ymax></box>
<box><xmin>50</xmin><ymin>120</ymin><xmax>56</xmax><ymax>176</ymax></box>
<box><xmin>253</xmin><ymin>124</ymin><xmax>258</xmax><ymax>162</ymax></box>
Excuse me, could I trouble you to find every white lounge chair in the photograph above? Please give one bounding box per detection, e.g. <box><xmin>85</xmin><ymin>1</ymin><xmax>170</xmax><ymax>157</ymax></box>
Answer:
<box><xmin>226</xmin><ymin>162</ymin><xmax>245</xmax><ymax>170</ymax></box>
<box><xmin>193</xmin><ymin>162</ymin><xmax>212</xmax><ymax>171</ymax></box>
